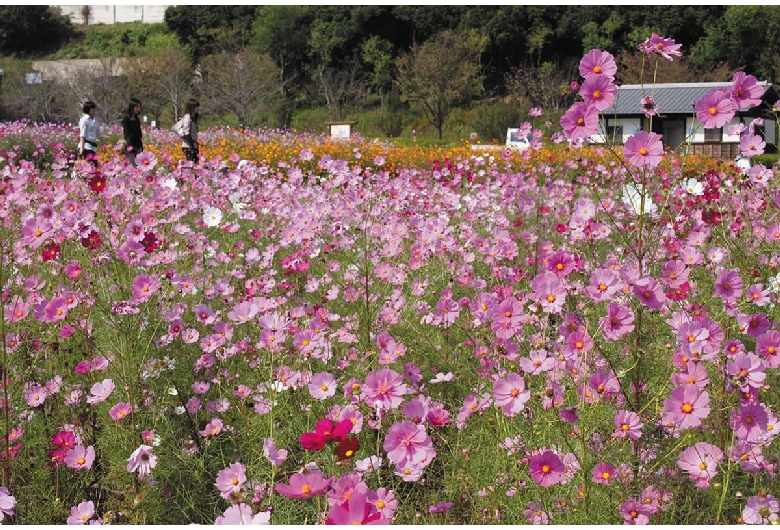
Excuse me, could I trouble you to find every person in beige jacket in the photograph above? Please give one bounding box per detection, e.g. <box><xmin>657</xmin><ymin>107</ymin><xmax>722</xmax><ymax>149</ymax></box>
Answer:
<box><xmin>180</xmin><ymin>98</ymin><xmax>200</xmax><ymax>163</ymax></box>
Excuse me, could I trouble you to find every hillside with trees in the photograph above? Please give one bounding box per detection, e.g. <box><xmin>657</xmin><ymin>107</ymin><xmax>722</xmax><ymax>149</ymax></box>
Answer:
<box><xmin>0</xmin><ymin>5</ymin><xmax>777</xmax><ymax>142</ymax></box>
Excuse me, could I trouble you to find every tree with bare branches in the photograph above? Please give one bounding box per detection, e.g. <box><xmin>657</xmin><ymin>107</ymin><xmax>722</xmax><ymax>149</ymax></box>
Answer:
<box><xmin>198</xmin><ymin>49</ymin><xmax>280</xmax><ymax>129</ymax></box>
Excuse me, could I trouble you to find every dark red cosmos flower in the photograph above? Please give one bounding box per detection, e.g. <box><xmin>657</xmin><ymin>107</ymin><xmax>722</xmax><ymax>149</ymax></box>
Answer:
<box><xmin>141</xmin><ymin>231</ymin><xmax>159</xmax><ymax>253</ymax></box>
<box><xmin>88</xmin><ymin>173</ymin><xmax>107</xmax><ymax>193</ymax></box>
<box><xmin>333</xmin><ymin>436</ymin><xmax>360</xmax><ymax>461</ymax></box>
<box><xmin>81</xmin><ymin>230</ymin><xmax>101</xmax><ymax>250</ymax></box>
<box><xmin>41</xmin><ymin>241</ymin><xmax>61</xmax><ymax>262</ymax></box>
<box><xmin>300</xmin><ymin>418</ymin><xmax>353</xmax><ymax>451</ymax></box>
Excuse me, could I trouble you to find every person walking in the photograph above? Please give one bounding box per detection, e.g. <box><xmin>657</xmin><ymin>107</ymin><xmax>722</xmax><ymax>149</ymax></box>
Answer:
<box><xmin>78</xmin><ymin>101</ymin><xmax>101</xmax><ymax>166</ymax></box>
<box><xmin>180</xmin><ymin>98</ymin><xmax>200</xmax><ymax>163</ymax></box>
<box><xmin>121</xmin><ymin>97</ymin><xmax>144</xmax><ymax>166</ymax></box>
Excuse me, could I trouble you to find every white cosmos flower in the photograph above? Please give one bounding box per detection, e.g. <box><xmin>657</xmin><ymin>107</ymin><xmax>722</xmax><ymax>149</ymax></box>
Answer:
<box><xmin>622</xmin><ymin>183</ymin><xmax>657</xmax><ymax>216</ymax></box>
<box><xmin>162</xmin><ymin>177</ymin><xmax>178</xmax><ymax>190</ymax></box>
<box><xmin>682</xmin><ymin>178</ymin><xmax>704</xmax><ymax>196</ymax></box>
<box><xmin>203</xmin><ymin>206</ymin><xmax>223</xmax><ymax>228</ymax></box>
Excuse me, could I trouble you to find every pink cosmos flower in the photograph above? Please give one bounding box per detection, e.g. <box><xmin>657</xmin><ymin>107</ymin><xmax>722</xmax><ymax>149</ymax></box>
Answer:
<box><xmin>732</xmin><ymin>71</ymin><xmax>765</xmax><ymax>109</ymax></box>
<box><xmin>274</xmin><ymin>470</ymin><xmax>332</xmax><ymax>499</ymax></box>
<box><xmin>0</xmin><ymin>486</ymin><xmax>16</xmax><ymax>522</ymax></box>
<box><xmin>730</xmin><ymin>403</ymin><xmax>768</xmax><ymax>442</ymax></box>
<box><xmin>638</xmin><ymin>33</ymin><xmax>682</xmax><ymax>60</ymax></box>
<box><xmin>367</xmin><ymin>487</ymin><xmax>398</xmax><ymax>519</ymax></box>
<box><xmin>263</xmin><ymin>437</ymin><xmax>288</xmax><ymax>465</ymax></box>
<box><xmin>695</xmin><ymin>87</ymin><xmax>736</xmax><ymax>129</ymax></box>
<box><xmin>612</xmin><ymin>410</ymin><xmax>643</xmax><ymax>440</ymax></box>
<box><xmin>661</xmin><ymin>384</ymin><xmax>711</xmax><ymax>430</ymax></box>
<box><xmin>579</xmin><ymin>75</ymin><xmax>617</xmax><ymax>111</ymax></box>
<box><xmin>633</xmin><ymin>277</ymin><xmax>666</xmax><ymax>309</ymax></box>
<box><xmin>530</xmin><ymin>271</ymin><xmax>566</xmax><ymax>313</ymax></box>
<box><xmin>714</xmin><ymin>268</ymin><xmax>743</xmax><ymax>304</ymax></box>
<box><xmin>742</xmin><ymin>494</ymin><xmax>780</xmax><ymax>524</ymax></box>
<box><xmin>591</xmin><ymin>462</ymin><xmax>617</xmax><ymax>485</ymax></box>
<box><xmin>309</xmin><ymin>372</ymin><xmax>337</xmax><ymax>400</ymax></box>
<box><xmin>585</xmin><ymin>268</ymin><xmax>622</xmax><ymax>302</ymax></box>
<box><xmin>363</xmin><ymin>368</ymin><xmax>408</xmax><ymax>410</ymax></box>
<box><xmin>619</xmin><ymin>499</ymin><xmax>652</xmax><ymax>525</ymax></box>
<box><xmin>214</xmin><ymin>503</ymin><xmax>271</xmax><ymax>525</ymax></box>
<box><xmin>492</xmin><ymin>373</ymin><xmax>531</xmax><ymax>417</ymax></box>
<box><xmin>676</xmin><ymin>442</ymin><xmax>723</xmax><ymax>488</ymax></box>
<box><xmin>24</xmin><ymin>383</ymin><xmax>49</xmax><ymax>407</ymax></box>
<box><xmin>108</xmin><ymin>402</ymin><xmax>132</xmax><ymax>421</ymax></box>
<box><xmin>528</xmin><ymin>450</ymin><xmax>564</xmax><ymax>487</ymax></box>
<box><xmin>623</xmin><ymin>131</ymin><xmax>664</xmax><ymax>168</ymax></box>
<box><xmin>66</xmin><ymin>500</ymin><xmax>95</xmax><ymax>525</ymax></box>
<box><xmin>740</xmin><ymin>132</ymin><xmax>766</xmax><ymax>158</ymax></box>
<box><xmin>127</xmin><ymin>444</ymin><xmax>157</xmax><ymax>479</ymax></box>
<box><xmin>748</xmin><ymin>163</ymin><xmax>773</xmax><ymax>187</ymax></box>
<box><xmin>85</xmin><ymin>379</ymin><xmax>115</xmax><ymax>404</ymax></box>
<box><xmin>756</xmin><ymin>331</ymin><xmax>780</xmax><ymax>368</ymax></box>
<box><xmin>489</xmin><ymin>296</ymin><xmax>525</xmax><ymax>339</ymax></box>
<box><xmin>326</xmin><ymin>492</ymin><xmax>388</xmax><ymax>525</ymax></box>
<box><xmin>214</xmin><ymin>462</ymin><xmax>247</xmax><ymax>499</ymax></box>
<box><xmin>64</xmin><ymin>445</ymin><xmax>95</xmax><ymax>470</ymax></box>
<box><xmin>579</xmin><ymin>48</ymin><xmax>617</xmax><ymax>79</ymax></box>
<box><xmin>727</xmin><ymin>352</ymin><xmax>766</xmax><ymax>391</ymax></box>
<box><xmin>327</xmin><ymin>472</ymin><xmax>369</xmax><ymax>507</ymax></box>
<box><xmin>383</xmin><ymin>420</ymin><xmax>436</xmax><ymax>470</ymax></box>
<box><xmin>560</xmin><ymin>102</ymin><xmax>600</xmax><ymax>140</ymax></box>
<box><xmin>201</xmin><ymin>418</ymin><xmax>224</xmax><ymax>437</ymax></box>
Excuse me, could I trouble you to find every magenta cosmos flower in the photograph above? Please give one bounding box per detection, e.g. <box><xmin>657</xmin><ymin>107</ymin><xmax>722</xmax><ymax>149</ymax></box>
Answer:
<box><xmin>274</xmin><ymin>470</ymin><xmax>332</xmax><ymax>499</ymax></box>
<box><xmin>623</xmin><ymin>131</ymin><xmax>664</xmax><ymax>168</ymax></box>
<box><xmin>695</xmin><ymin>87</ymin><xmax>736</xmax><ymax>129</ymax></box>
<box><xmin>559</xmin><ymin>102</ymin><xmax>600</xmax><ymax>140</ymax></box>
<box><xmin>740</xmin><ymin>132</ymin><xmax>766</xmax><ymax>158</ymax></box>
<box><xmin>619</xmin><ymin>499</ymin><xmax>652</xmax><ymax>525</ymax></box>
<box><xmin>528</xmin><ymin>450</ymin><xmax>565</xmax><ymax>487</ymax></box>
<box><xmin>493</xmin><ymin>373</ymin><xmax>531</xmax><ymax>417</ymax></box>
<box><xmin>661</xmin><ymin>384</ymin><xmax>711</xmax><ymax>430</ymax></box>
<box><xmin>579</xmin><ymin>48</ymin><xmax>617</xmax><ymax>79</ymax></box>
<box><xmin>730</xmin><ymin>403</ymin><xmax>768</xmax><ymax>442</ymax></box>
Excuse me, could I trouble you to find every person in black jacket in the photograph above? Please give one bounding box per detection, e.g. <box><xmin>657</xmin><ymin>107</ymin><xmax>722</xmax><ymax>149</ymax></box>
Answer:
<box><xmin>121</xmin><ymin>98</ymin><xmax>143</xmax><ymax>166</ymax></box>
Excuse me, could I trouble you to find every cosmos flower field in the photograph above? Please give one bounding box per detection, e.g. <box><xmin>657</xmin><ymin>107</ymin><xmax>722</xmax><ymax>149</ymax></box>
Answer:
<box><xmin>2</xmin><ymin>39</ymin><xmax>780</xmax><ymax>525</ymax></box>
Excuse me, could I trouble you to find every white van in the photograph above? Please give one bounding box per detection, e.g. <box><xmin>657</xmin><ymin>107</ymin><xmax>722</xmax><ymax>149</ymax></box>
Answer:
<box><xmin>506</xmin><ymin>128</ymin><xmax>531</xmax><ymax>150</ymax></box>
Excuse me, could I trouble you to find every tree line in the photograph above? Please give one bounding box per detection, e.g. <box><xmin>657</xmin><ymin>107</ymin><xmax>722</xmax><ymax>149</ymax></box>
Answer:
<box><xmin>1</xmin><ymin>5</ymin><xmax>779</xmax><ymax>140</ymax></box>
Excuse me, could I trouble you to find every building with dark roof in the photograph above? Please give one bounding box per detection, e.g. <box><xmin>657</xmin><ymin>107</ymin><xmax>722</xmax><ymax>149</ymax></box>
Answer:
<box><xmin>592</xmin><ymin>82</ymin><xmax>779</xmax><ymax>159</ymax></box>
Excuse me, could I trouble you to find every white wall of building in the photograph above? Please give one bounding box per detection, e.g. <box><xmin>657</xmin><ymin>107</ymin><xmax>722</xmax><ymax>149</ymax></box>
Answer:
<box><xmin>54</xmin><ymin>5</ymin><xmax>168</xmax><ymax>24</ymax></box>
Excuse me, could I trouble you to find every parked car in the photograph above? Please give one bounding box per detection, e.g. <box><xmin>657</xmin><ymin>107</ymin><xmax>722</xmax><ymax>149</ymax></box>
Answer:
<box><xmin>505</xmin><ymin>128</ymin><xmax>531</xmax><ymax>151</ymax></box>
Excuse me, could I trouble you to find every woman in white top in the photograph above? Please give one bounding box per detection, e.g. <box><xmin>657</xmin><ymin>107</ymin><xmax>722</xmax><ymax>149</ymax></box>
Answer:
<box><xmin>180</xmin><ymin>98</ymin><xmax>200</xmax><ymax>163</ymax></box>
<box><xmin>78</xmin><ymin>101</ymin><xmax>101</xmax><ymax>166</ymax></box>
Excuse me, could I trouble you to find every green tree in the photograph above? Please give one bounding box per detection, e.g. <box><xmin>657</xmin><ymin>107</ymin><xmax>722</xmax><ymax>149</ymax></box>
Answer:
<box><xmin>396</xmin><ymin>29</ymin><xmax>486</xmax><ymax>139</ymax></box>
<box><xmin>252</xmin><ymin>6</ymin><xmax>312</xmax><ymax>89</ymax></box>
<box><xmin>164</xmin><ymin>5</ymin><xmax>259</xmax><ymax>60</ymax></box>
<box><xmin>0</xmin><ymin>7</ymin><xmax>74</xmax><ymax>57</ymax></box>
<box><xmin>692</xmin><ymin>5</ymin><xmax>780</xmax><ymax>82</ymax></box>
